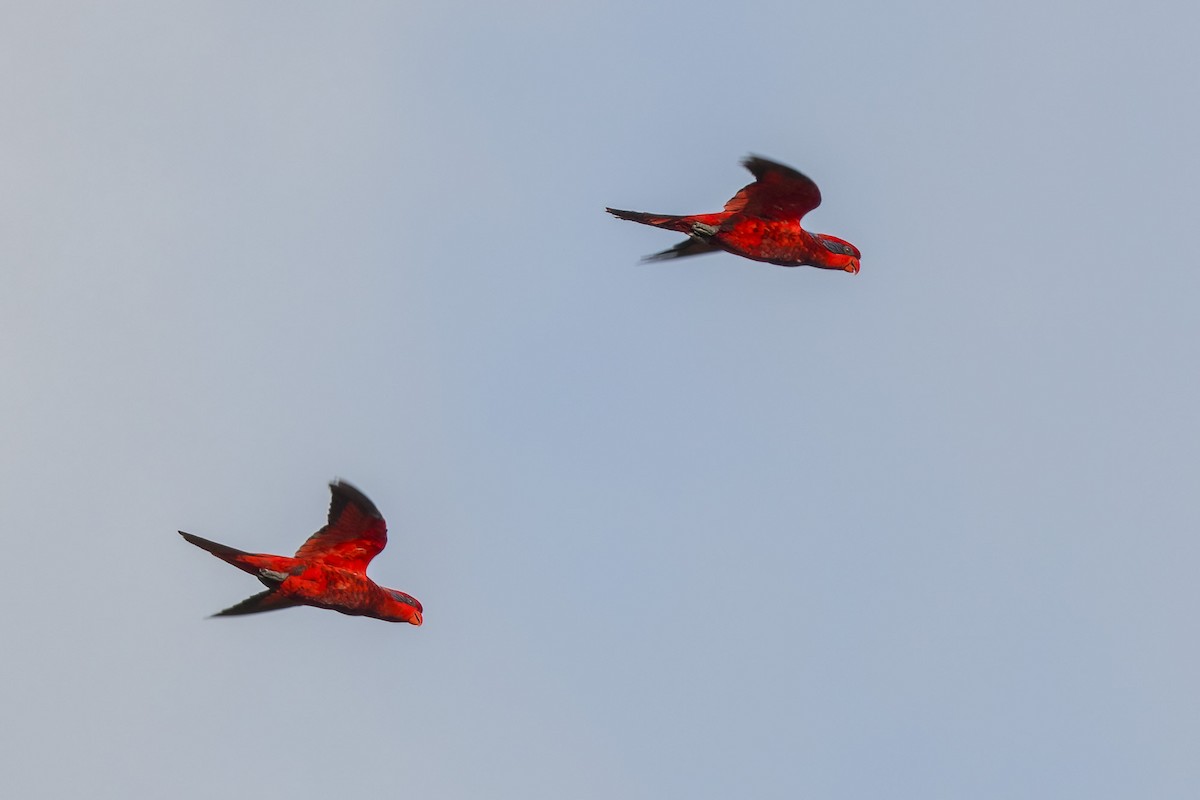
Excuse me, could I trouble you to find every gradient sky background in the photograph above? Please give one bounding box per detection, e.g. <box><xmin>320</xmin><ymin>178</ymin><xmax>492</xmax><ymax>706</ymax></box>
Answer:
<box><xmin>4</xmin><ymin>2</ymin><xmax>1200</xmax><ymax>798</ymax></box>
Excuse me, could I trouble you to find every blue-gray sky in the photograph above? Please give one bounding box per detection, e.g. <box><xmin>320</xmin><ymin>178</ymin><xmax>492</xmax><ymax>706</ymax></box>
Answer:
<box><xmin>3</xmin><ymin>2</ymin><xmax>1199</xmax><ymax>797</ymax></box>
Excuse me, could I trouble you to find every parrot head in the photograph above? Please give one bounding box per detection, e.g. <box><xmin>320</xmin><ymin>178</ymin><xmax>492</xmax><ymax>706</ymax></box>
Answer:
<box><xmin>816</xmin><ymin>234</ymin><xmax>861</xmax><ymax>274</ymax></box>
<box><xmin>383</xmin><ymin>588</ymin><xmax>424</xmax><ymax>625</ymax></box>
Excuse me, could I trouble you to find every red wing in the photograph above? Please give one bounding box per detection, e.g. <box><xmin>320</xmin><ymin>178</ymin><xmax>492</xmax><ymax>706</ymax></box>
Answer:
<box><xmin>293</xmin><ymin>481</ymin><xmax>388</xmax><ymax>574</ymax></box>
<box><xmin>722</xmin><ymin>155</ymin><xmax>822</xmax><ymax>221</ymax></box>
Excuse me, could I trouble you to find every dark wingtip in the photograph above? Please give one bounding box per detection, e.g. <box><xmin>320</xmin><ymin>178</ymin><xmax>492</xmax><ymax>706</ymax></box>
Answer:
<box><xmin>741</xmin><ymin>154</ymin><xmax>806</xmax><ymax>181</ymax></box>
<box><xmin>641</xmin><ymin>238</ymin><xmax>720</xmax><ymax>263</ymax></box>
<box><xmin>210</xmin><ymin>589</ymin><xmax>294</xmax><ymax>617</ymax></box>
<box><xmin>328</xmin><ymin>479</ymin><xmax>382</xmax><ymax>521</ymax></box>
<box><xmin>740</xmin><ymin>154</ymin><xmax>771</xmax><ymax>175</ymax></box>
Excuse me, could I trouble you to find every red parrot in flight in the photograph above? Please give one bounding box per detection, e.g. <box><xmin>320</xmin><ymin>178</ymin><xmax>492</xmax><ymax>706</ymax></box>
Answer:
<box><xmin>180</xmin><ymin>480</ymin><xmax>423</xmax><ymax>625</ymax></box>
<box><xmin>607</xmin><ymin>155</ymin><xmax>860</xmax><ymax>273</ymax></box>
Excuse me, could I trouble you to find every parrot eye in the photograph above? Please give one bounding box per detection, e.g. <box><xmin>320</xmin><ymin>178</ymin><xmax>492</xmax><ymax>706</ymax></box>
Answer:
<box><xmin>819</xmin><ymin>237</ymin><xmax>859</xmax><ymax>258</ymax></box>
<box><xmin>388</xmin><ymin>590</ymin><xmax>420</xmax><ymax>608</ymax></box>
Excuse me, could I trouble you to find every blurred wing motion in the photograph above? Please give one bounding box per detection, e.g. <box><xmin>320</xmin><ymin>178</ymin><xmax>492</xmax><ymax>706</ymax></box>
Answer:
<box><xmin>723</xmin><ymin>156</ymin><xmax>822</xmax><ymax>220</ymax></box>
<box><xmin>293</xmin><ymin>480</ymin><xmax>388</xmax><ymax>574</ymax></box>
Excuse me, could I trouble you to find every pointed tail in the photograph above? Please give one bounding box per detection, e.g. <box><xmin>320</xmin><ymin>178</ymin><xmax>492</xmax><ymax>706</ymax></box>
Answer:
<box><xmin>607</xmin><ymin>209</ymin><xmax>727</xmax><ymax>261</ymax></box>
<box><xmin>180</xmin><ymin>531</ymin><xmax>265</xmax><ymax>577</ymax></box>
<box><xmin>605</xmin><ymin>208</ymin><xmax>699</xmax><ymax>234</ymax></box>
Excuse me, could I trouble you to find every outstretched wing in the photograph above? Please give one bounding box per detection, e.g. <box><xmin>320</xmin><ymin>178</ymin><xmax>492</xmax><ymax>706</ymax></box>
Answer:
<box><xmin>212</xmin><ymin>590</ymin><xmax>300</xmax><ymax>617</ymax></box>
<box><xmin>642</xmin><ymin>237</ymin><xmax>721</xmax><ymax>262</ymax></box>
<box><xmin>293</xmin><ymin>481</ymin><xmax>388</xmax><ymax>574</ymax></box>
<box><xmin>722</xmin><ymin>155</ymin><xmax>822</xmax><ymax>221</ymax></box>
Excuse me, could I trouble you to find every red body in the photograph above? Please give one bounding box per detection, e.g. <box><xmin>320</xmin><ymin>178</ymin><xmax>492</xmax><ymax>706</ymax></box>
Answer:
<box><xmin>180</xmin><ymin>481</ymin><xmax>423</xmax><ymax>625</ymax></box>
<box><xmin>607</xmin><ymin>155</ymin><xmax>860</xmax><ymax>273</ymax></box>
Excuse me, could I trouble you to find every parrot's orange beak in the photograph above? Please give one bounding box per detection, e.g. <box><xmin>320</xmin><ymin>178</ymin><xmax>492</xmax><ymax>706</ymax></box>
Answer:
<box><xmin>845</xmin><ymin>257</ymin><xmax>860</xmax><ymax>275</ymax></box>
<box><xmin>409</xmin><ymin>610</ymin><xmax>423</xmax><ymax>626</ymax></box>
